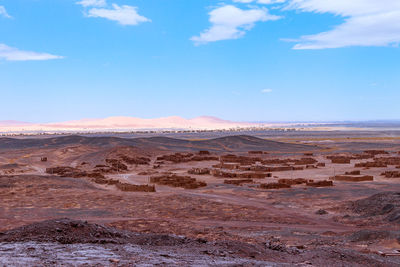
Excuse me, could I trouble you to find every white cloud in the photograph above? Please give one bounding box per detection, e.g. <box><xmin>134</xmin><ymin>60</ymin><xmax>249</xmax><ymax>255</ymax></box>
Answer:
<box><xmin>86</xmin><ymin>3</ymin><xmax>150</xmax><ymax>26</ymax></box>
<box><xmin>286</xmin><ymin>0</ymin><xmax>400</xmax><ymax>49</ymax></box>
<box><xmin>258</xmin><ymin>0</ymin><xmax>286</xmax><ymax>4</ymax></box>
<box><xmin>231</xmin><ymin>0</ymin><xmax>400</xmax><ymax>49</ymax></box>
<box><xmin>233</xmin><ymin>0</ymin><xmax>254</xmax><ymax>3</ymax></box>
<box><xmin>0</xmin><ymin>6</ymin><xmax>11</xmax><ymax>18</ymax></box>
<box><xmin>261</xmin><ymin>88</ymin><xmax>273</xmax><ymax>93</ymax></box>
<box><xmin>76</xmin><ymin>0</ymin><xmax>106</xmax><ymax>7</ymax></box>
<box><xmin>0</xmin><ymin>44</ymin><xmax>64</xmax><ymax>61</ymax></box>
<box><xmin>191</xmin><ymin>5</ymin><xmax>281</xmax><ymax>44</ymax></box>
<box><xmin>233</xmin><ymin>0</ymin><xmax>286</xmax><ymax>4</ymax></box>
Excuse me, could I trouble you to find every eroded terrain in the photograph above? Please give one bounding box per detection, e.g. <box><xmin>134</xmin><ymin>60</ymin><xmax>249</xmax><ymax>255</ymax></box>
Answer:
<box><xmin>1</xmin><ymin>133</ymin><xmax>400</xmax><ymax>266</ymax></box>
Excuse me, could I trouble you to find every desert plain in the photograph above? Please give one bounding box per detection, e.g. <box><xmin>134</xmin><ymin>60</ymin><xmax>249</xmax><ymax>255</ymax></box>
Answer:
<box><xmin>1</xmin><ymin>130</ymin><xmax>400</xmax><ymax>266</ymax></box>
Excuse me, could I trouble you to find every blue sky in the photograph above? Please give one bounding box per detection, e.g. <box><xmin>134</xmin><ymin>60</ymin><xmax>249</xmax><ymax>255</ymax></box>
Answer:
<box><xmin>0</xmin><ymin>0</ymin><xmax>399</xmax><ymax>123</ymax></box>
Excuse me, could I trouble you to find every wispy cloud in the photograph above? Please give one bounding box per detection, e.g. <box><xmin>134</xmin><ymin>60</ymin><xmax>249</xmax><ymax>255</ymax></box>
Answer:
<box><xmin>233</xmin><ymin>0</ymin><xmax>286</xmax><ymax>4</ymax></box>
<box><xmin>227</xmin><ymin>0</ymin><xmax>400</xmax><ymax>49</ymax></box>
<box><xmin>77</xmin><ymin>1</ymin><xmax>150</xmax><ymax>26</ymax></box>
<box><xmin>191</xmin><ymin>5</ymin><xmax>281</xmax><ymax>45</ymax></box>
<box><xmin>286</xmin><ymin>0</ymin><xmax>400</xmax><ymax>49</ymax></box>
<box><xmin>87</xmin><ymin>4</ymin><xmax>150</xmax><ymax>25</ymax></box>
<box><xmin>0</xmin><ymin>6</ymin><xmax>11</xmax><ymax>19</ymax></box>
<box><xmin>261</xmin><ymin>88</ymin><xmax>273</xmax><ymax>93</ymax></box>
<box><xmin>0</xmin><ymin>44</ymin><xmax>64</xmax><ymax>61</ymax></box>
<box><xmin>76</xmin><ymin>0</ymin><xmax>106</xmax><ymax>7</ymax></box>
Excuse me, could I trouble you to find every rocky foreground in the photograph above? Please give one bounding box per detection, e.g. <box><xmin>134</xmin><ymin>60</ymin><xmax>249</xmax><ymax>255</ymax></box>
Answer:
<box><xmin>0</xmin><ymin>218</ymin><xmax>399</xmax><ymax>266</ymax></box>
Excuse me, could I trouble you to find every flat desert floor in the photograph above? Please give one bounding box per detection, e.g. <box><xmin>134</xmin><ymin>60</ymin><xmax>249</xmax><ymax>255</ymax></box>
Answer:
<box><xmin>1</xmin><ymin>131</ymin><xmax>400</xmax><ymax>266</ymax></box>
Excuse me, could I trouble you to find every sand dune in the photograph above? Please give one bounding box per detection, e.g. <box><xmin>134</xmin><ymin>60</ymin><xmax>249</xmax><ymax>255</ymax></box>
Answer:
<box><xmin>0</xmin><ymin>116</ymin><xmax>261</xmax><ymax>133</ymax></box>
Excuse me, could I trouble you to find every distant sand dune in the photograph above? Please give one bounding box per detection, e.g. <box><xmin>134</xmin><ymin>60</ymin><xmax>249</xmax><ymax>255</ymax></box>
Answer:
<box><xmin>0</xmin><ymin>116</ymin><xmax>262</xmax><ymax>133</ymax></box>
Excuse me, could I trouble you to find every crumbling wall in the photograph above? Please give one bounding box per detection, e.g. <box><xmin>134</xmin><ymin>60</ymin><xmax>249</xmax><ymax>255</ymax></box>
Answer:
<box><xmin>238</xmin><ymin>172</ymin><xmax>270</xmax><ymax>179</ymax></box>
<box><xmin>364</xmin><ymin>150</ymin><xmax>389</xmax><ymax>156</ymax></box>
<box><xmin>91</xmin><ymin>177</ymin><xmax>118</xmax><ymax>185</ymax></box>
<box><xmin>191</xmin><ymin>155</ymin><xmax>219</xmax><ymax>161</ymax></box>
<box><xmin>157</xmin><ymin>153</ymin><xmax>217</xmax><ymax>163</ymax></box>
<box><xmin>355</xmin><ymin>162</ymin><xmax>387</xmax><ymax>168</ymax></box>
<box><xmin>150</xmin><ymin>174</ymin><xmax>207</xmax><ymax>189</ymax></box>
<box><xmin>220</xmin><ymin>154</ymin><xmax>261</xmax><ymax>165</ymax></box>
<box><xmin>119</xmin><ymin>155</ymin><xmax>150</xmax><ymax>165</ymax></box>
<box><xmin>248</xmin><ymin>151</ymin><xmax>263</xmax><ymax>155</ymax></box>
<box><xmin>188</xmin><ymin>168</ymin><xmax>210</xmax><ymax>175</ymax></box>
<box><xmin>262</xmin><ymin>158</ymin><xmax>293</xmax><ymax>165</ymax></box>
<box><xmin>268</xmin><ymin>166</ymin><xmax>298</xmax><ymax>172</ymax></box>
<box><xmin>294</xmin><ymin>158</ymin><xmax>318</xmax><ymax>165</ymax></box>
<box><xmin>45</xmin><ymin>167</ymin><xmax>88</xmax><ymax>178</ymax></box>
<box><xmin>211</xmin><ymin>169</ymin><xmax>237</xmax><ymax>178</ymax></box>
<box><xmin>331</xmin><ymin>175</ymin><xmax>373</xmax><ymax>182</ymax></box>
<box><xmin>92</xmin><ymin>177</ymin><xmax>155</xmax><ymax>192</ymax></box>
<box><xmin>374</xmin><ymin>157</ymin><xmax>400</xmax><ymax>166</ymax></box>
<box><xmin>156</xmin><ymin>153</ymin><xmax>193</xmax><ymax>163</ymax></box>
<box><xmin>46</xmin><ymin>166</ymin><xmax>155</xmax><ymax>192</ymax></box>
<box><xmin>352</xmin><ymin>154</ymin><xmax>374</xmax><ymax>160</ymax></box>
<box><xmin>327</xmin><ymin>153</ymin><xmax>375</xmax><ymax>162</ymax></box>
<box><xmin>345</xmin><ymin>170</ymin><xmax>361</xmax><ymax>175</ymax></box>
<box><xmin>278</xmin><ymin>178</ymin><xmax>310</xmax><ymax>185</ymax></box>
<box><xmin>105</xmin><ymin>159</ymin><xmax>128</xmax><ymax>171</ymax></box>
<box><xmin>330</xmin><ymin>157</ymin><xmax>351</xmax><ymax>164</ymax></box>
<box><xmin>381</xmin><ymin>171</ymin><xmax>400</xmax><ymax>178</ymax></box>
<box><xmin>115</xmin><ymin>182</ymin><xmax>155</xmax><ymax>192</ymax></box>
<box><xmin>211</xmin><ymin>169</ymin><xmax>270</xmax><ymax>179</ymax></box>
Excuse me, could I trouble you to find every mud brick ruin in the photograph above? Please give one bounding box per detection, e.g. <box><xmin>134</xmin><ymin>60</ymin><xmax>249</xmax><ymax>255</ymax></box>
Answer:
<box><xmin>115</xmin><ymin>182</ymin><xmax>155</xmax><ymax>192</ymax></box>
<box><xmin>248</xmin><ymin>151</ymin><xmax>263</xmax><ymax>154</ymax></box>
<box><xmin>331</xmin><ymin>175</ymin><xmax>374</xmax><ymax>182</ymax></box>
<box><xmin>118</xmin><ymin>155</ymin><xmax>151</xmax><ymax>165</ymax></box>
<box><xmin>345</xmin><ymin>170</ymin><xmax>361</xmax><ymax>175</ymax></box>
<box><xmin>211</xmin><ymin>169</ymin><xmax>270</xmax><ymax>179</ymax></box>
<box><xmin>381</xmin><ymin>171</ymin><xmax>400</xmax><ymax>178</ymax></box>
<box><xmin>188</xmin><ymin>168</ymin><xmax>211</xmax><ymax>175</ymax></box>
<box><xmin>150</xmin><ymin>174</ymin><xmax>207</xmax><ymax>189</ymax></box>
<box><xmin>157</xmin><ymin>153</ymin><xmax>218</xmax><ymax>163</ymax></box>
<box><xmin>364</xmin><ymin>150</ymin><xmax>389</xmax><ymax>156</ymax></box>
<box><xmin>329</xmin><ymin>156</ymin><xmax>352</xmax><ymax>164</ymax></box>
<box><xmin>355</xmin><ymin>161</ymin><xmax>388</xmax><ymax>168</ymax></box>
<box><xmin>278</xmin><ymin>178</ymin><xmax>310</xmax><ymax>185</ymax></box>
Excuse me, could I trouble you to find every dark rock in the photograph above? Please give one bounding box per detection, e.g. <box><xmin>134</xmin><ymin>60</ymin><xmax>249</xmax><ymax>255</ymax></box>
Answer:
<box><xmin>382</xmin><ymin>204</ymin><xmax>395</xmax><ymax>214</ymax></box>
<box><xmin>387</xmin><ymin>212</ymin><xmax>400</xmax><ymax>223</ymax></box>
<box><xmin>316</xmin><ymin>209</ymin><xmax>328</xmax><ymax>215</ymax></box>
